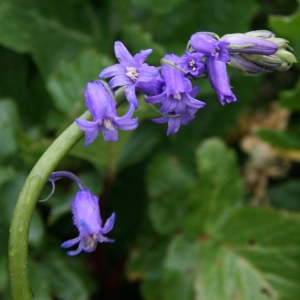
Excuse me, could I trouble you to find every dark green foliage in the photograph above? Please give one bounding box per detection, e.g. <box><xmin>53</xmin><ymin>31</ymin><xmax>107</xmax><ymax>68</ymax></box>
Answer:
<box><xmin>1</xmin><ymin>0</ymin><xmax>300</xmax><ymax>299</ymax></box>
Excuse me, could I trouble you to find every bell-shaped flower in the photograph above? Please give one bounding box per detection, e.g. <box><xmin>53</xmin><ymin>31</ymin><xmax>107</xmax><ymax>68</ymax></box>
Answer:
<box><xmin>190</xmin><ymin>32</ymin><xmax>230</xmax><ymax>62</ymax></box>
<box><xmin>177</xmin><ymin>52</ymin><xmax>206</xmax><ymax>78</ymax></box>
<box><xmin>61</xmin><ymin>189</ymin><xmax>115</xmax><ymax>256</ymax></box>
<box><xmin>99</xmin><ymin>41</ymin><xmax>163</xmax><ymax>108</ymax></box>
<box><xmin>76</xmin><ymin>81</ymin><xmax>138</xmax><ymax>145</ymax></box>
<box><xmin>145</xmin><ymin>54</ymin><xmax>206</xmax><ymax>115</ymax></box>
<box><xmin>152</xmin><ymin>110</ymin><xmax>197</xmax><ymax>135</ymax></box>
<box><xmin>206</xmin><ymin>57</ymin><xmax>236</xmax><ymax>105</ymax></box>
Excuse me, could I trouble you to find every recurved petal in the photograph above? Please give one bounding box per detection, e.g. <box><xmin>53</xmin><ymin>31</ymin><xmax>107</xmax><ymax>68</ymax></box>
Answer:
<box><xmin>76</xmin><ymin>119</ymin><xmax>100</xmax><ymax>146</ymax></box>
<box><xmin>133</xmin><ymin>49</ymin><xmax>153</xmax><ymax>65</ymax></box>
<box><xmin>117</xmin><ymin>118</ymin><xmax>138</xmax><ymax>131</ymax></box>
<box><xmin>99</xmin><ymin>64</ymin><xmax>125</xmax><ymax>78</ymax></box>
<box><xmin>166</xmin><ymin>117</ymin><xmax>181</xmax><ymax>135</ymax></box>
<box><xmin>125</xmin><ymin>85</ymin><xmax>139</xmax><ymax>108</ymax></box>
<box><xmin>61</xmin><ymin>236</ymin><xmax>81</xmax><ymax>248</ymax></box>
<box><xmin>102</xmin><ymin>212</ymin><xmax>116</xmax><ymax>234</ymax></box>
<box><xmin>109</xmin><ymin>75</ymin><xmax>131</xmax><ymax>89</ymax></box>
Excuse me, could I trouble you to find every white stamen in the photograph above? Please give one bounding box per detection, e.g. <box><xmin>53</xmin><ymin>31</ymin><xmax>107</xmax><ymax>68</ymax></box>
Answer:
<box><xmin>173</xmin><ymin>93</ymin><xmax>182</xmax><ymax>100</ymax></box>
<box><xmin>103</xmin><ymin>118</ymin><xmax>115</xmax><ymax>131</ymax></box>
<box><xmin>84</xmin><ymin>234</ymin><xmax>98</xmax><ymax>249</ymax></box>
<box><xmin>126</xmin><ymin>67</ymin><xmax>139</xmax><ymax>81</ymax></box>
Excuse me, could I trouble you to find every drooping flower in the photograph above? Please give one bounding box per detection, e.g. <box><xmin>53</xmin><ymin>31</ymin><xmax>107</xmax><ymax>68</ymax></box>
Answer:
<box><xmin>152</xmin><ymin>111</ymin><xmax>197</xmax><ymax>135</ymax></box>
<box><xmin>145</xmin><ymin>54</ymin><xmax>206</xmax><ymax>115</ymax></box>
<box><xmin>99</xmin><ymin>41</ymin><xmax>163</xmax><ymax>108</ymax></box>
<box><xmin>61</xmin><ymin>189</ymin><xmax>115</xmax><ymax>256</ymax></box>
<box><xmin>228</xmin><ymin>54</ymin><xmax>273</xmax><ymax>75</ymax></box>
<box><xmin>177</xmin><ymin>52</ymin><xmax>206</xmax><ymax>78</ymax></box>
<box><xmin>189</xmin><ymin>32</ymin><xmax>230</xmax><ymax>62</ymax></box>
<box><xmin>76</xmin><ymin>80</ymin><xmax>138</xmax><ymax>144</ymax></box>
<box><xmin>206</xmin><ymin>57</ymin><xmax>236</xmax><ymax>105</ymax></box>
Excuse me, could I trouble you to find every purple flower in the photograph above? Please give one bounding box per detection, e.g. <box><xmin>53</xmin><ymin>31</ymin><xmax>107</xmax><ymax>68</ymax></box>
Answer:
<box><xmin>61</xmin><ymin>189</ymin><xmax>115</xmax><ymax>256</ymax></box>
<box><xmin>177</xmin><ymin>52</ymin><xmax>206</xmax><ymax>78</ymax></box>
<box><xmin>76</xmin><ymin>81</ymin><xmax>138</xmax><ymax>144</ymax></box>
<box><xmin>220</xmin><ymin>33</ymin><xmax>278</xmax><ymax>55</ymax></box>
<box><xmin>206</xmin><ymin>57</ymin><xmax>236</xmax><ymax>105</ymax></box>
<box><xmin>146</xmin><ymin>54</ymin><xmax>206</xmax><ymax>114</ymax></box>
<box><xmin>190</xmin><ymin>32</ymin><xmax>230</xmax><ymax>62</ymax></box>
<box><xmin>229</xmin><ymin>53</ymin><xmax>273</xmax><ymax>74</ymax></box>
<box><xmin>152</xmin><ymin>111</ymin><xmax>196</xmax><ymax>135</ymax></box>
<box><xmin>99</xmin><ymin>41</ymin><xmax>163</xmax><ymax>108</ymax></box>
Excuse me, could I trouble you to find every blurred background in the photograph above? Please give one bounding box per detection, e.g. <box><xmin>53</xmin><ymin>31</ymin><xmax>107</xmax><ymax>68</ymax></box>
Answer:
<box><xmin>1</xmin><ymin>0</ymin><xmax>300</xmax><ymax>299</ymax></box>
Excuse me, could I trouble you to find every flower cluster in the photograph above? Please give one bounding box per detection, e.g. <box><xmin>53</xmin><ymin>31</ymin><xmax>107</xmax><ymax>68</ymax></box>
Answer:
<box><xmin>75</xmin><ymin>30</ymin><xmax>296</xmax><ymax>141</ymax></box>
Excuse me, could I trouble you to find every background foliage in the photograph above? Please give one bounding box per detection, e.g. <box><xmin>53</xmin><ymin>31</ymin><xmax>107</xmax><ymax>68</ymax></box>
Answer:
<box><xmin>1</xmin><ymin>0</ymin><xmax>300</xmax><ymax>299</ymax></box>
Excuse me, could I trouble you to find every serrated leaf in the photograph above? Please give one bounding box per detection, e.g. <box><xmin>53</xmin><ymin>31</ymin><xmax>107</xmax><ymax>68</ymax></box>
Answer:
<box><xmin>147</xmin><ymin>154</ymin><xmax>194</xmax><ymax>234</ymax></box>
<box><xmin>163</xmin><ymin>234</ymin><xmax>200</xmax><ymax>300</ymax></box>
<box><xmin>183</xmin><ymin>138</ymin><xmax>243</xmax><ymax>236</ymax></box>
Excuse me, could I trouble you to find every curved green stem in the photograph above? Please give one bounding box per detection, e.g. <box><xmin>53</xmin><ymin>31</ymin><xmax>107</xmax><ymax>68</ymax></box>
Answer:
<box><xmin>8</xmin><ymin>111</ymin><xmax>90</xmax><ymax>300</ymax></box>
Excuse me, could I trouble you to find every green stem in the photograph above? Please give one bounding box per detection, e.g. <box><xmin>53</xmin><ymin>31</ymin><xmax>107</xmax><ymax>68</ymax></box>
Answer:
<box><xmin>8</xmin><ymin>111</ymin><xmax>91</xmax><ymax>300</ymax></box>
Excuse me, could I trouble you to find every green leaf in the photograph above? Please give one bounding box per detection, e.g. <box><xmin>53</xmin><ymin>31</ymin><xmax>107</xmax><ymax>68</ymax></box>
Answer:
<box><xmin>0</xmin><ymin>257</ymin><xmax>8</xmax><ymax>291</ymax></box>
<box><xmin>47</xmin><ymin>49</ymin><xmax>112</xmax><ymax>115</ymax></box>
<box><xmin>269</xmin><ymin>7</ymin><xmax>300</xmax><ymax>60</ymax></box>
<box><xmin>269</xmin><ymin>180</ymin><xmax>300</xmax><ymax>212</ymax></box>
<box><xmin>258</xmin><ymin>129</ymin><xmax>300</xmax><ymax>150</ymax></box>
<box><xmin>0</xmin><ymin>0</ymin><xmax>95</xmax><ymax>75</ymax></box>
<box><xmin>279</xmin><ymin>78</ymin><xmax>300</xmax><ymax>111</ymax></box>
<box><xmin>147</xmin><ymin>154</ymin><xmax>194</xmax><ymax>234</ymax></box>
<box><xmin>122</xmin><ymin>24</ymin><xmax>166</xmax><ymax>65</ymax></box>
<box><xmin>43</xmin><ymin>254</ymin><xmax>91</xmax><ymax>300</ymax></box>
<box><xmin>127</xmin><ymin>235</ymin><xmax>169</xmax><ymax>300</ymax></box>
<box><xmin>28</xmin><ymin>210</ymin><xmax>45</xmax><ymax>248</ymax></box>
<box><xmin>0</xmin><ymin>99</ymin><xmax>19</xmax><ymax>160</ymax></box>
<box><xmin>214</xmin><ymin>207</ymin><xmax>300</xmax><ymax>299</ymax></box>
<box><xmin>183</xmin><ymin>138</ymin><xmax>243</xmax><ymax>236</ymax></box>
<box><xmin>117</xmin><ymin>121</ymin><xmax>162</xmax><ymax>170</ymax></box>
<box><xmin>0</xmin><ymin>166</ymin><xmax>16</xmax><ymax>187</ymax></box>
<box><xmin>163</xmin><ymin>234</ymin><xmax>200</xmax><ymax>300</ymax></box>
<box><xmin>29</xmin><ymin>261</ymin><xmax>51</xmax><ymax>300</ymax></box>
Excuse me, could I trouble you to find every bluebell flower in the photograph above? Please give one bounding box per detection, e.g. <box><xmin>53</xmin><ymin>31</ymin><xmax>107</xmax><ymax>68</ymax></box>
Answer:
<box><xmin>61</xmin><ymin>189</ymin><xmax>115</xmax><ymax>256</ymax></box>
<box><xmin>177</xmin><ymin>52</ymin><xmax>206</xmax><ymax>78</ymax></box>
<box><xmin>99</xmin><ymin>41</ymin><xmax>163</xmax><ymax>108</ymax></box>
<box><xmin>220</xmin><ymin>33</ymin><xmax>278</xmax><ymax>55</ymax></box>
<box><xmin>229</xmin><ymin>54</ymin><xmax>273</xmax><ymax>74</ymax></box>
<box><xmin>76</xmin><ymin>81</ymin><xmax>138</xmax><ymax>144</ymax></box>
<box><xmin>145</xmin><ymin>54</ymin><xmax>206</xmax><ymax>115</ymax></box>
<box><xmin>206</xmin><ymin>57</ymin><xmax>237</xmax><ymax>105</ymax></box>
<box><xmin>190</xmin><ymin>32</ymin><xmax>230</xmax><ymax>62</ymax></box>
<box><xmin>152</xmin><ymin>111</ymin><xmax>196</xmax><ymax>135</ymax></box>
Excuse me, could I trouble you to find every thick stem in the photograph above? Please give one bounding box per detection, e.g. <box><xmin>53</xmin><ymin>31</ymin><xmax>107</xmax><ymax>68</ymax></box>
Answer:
<box><xmin>8</xmin><ymin>111</ymin><xmax>90</xmax><ymax>300</ymax></box>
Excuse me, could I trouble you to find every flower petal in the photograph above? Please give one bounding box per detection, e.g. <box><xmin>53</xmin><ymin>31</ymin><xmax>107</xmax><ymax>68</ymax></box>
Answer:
<box><xmin>99</xmin><ymin>64</ymin><xmax>125</xmax><ymax>78</ymax></box>
<box><xmin>102</xmin><ymin>212</ymin><xmax>116</xmax><ymax>234</ymax></box>
<box><xmin>114</xmin><ymin>41</ymin><xmax>134</xmax><ymax>65</ymax></box>
<box><xmin>102</xmin><ymin>128</ymin><xmax>118</xmax><ymax>142</ymax></box>
<box><xmin>61</xmin><ymin>236</ymin><xmax>81</xmax><ymax>248</ymax></box>
<box><xmin>125</xmin><ymin>85</ymin><xmax>138</xmax><ymax>108</ymax></box>
<box><xmin>76</xmin><ymin>119</ymin><xmax>100</xmax><ymax>146</ymax></box>
<box><xmin>133</xmin><ymin>49</ymin><xmax>153</xmax><ymax>65</ymax></box>
<box><xmin>109</xmin><ymin>75</ymin><xmax>131</xmax><ymax>89</ymax></box>
<box><xmin>167</xmin><ymin>117</ymin><xmax>181</xmax><ymax>135</ymax></box>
